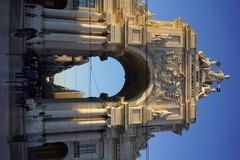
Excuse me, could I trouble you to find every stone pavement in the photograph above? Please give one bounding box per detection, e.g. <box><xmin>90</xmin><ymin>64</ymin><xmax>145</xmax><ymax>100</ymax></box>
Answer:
<box><xmin>0</xmin><ymin>0</ymin><xmax>27</xmax><ymax>159</ymax></box>
<box><xmin>0</xmin><ymin>0</ymin><xmax>11</xmax><ymax>159</ymax></box>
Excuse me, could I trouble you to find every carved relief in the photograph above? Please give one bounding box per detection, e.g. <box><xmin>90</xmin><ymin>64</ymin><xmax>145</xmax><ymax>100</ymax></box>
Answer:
<box><xmin>152</xmin><ymin>110</ymin><xmax>173</xmax><ymax>119</ymax></box>
<box><xmin>148</xmin><ymin>47</ymin><xmax>184</xmax><ymax>105</ymax></box>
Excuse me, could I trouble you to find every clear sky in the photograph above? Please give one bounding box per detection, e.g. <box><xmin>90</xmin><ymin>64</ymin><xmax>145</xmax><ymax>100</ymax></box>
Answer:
<box><xmin>55</xmin><ymin>0</ymin><xmax>240</xmax><ymax>159</ymax></box>
<box><xmin>55</xmin><ymin>57</ymin><xmax>125</xmax><ymax>97</ymax></box>
<box><xmin>138</xmin><ymin>0</ymin><xmax>240</xmax><ymax>160</ymax></box>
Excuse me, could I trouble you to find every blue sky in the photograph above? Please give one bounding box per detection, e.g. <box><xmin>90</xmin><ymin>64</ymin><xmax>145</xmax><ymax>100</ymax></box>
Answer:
<box><xmin>55</xmin><ymin>57</ymin><xmax>125</xmax><ymax>97</ymax></box>
<box><xmin>55</xmin><ymin>0</ymin><xmax>240</xmax><ymax>159</ymax></box>
<box><xmin>138</xmin><ymin>0</ymin><xmax>240</xmax><ymax>160</ymax></box>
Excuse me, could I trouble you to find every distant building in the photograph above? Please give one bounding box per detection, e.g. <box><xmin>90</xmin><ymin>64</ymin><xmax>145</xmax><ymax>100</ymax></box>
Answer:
<box><xmin>10</xmin><ymin>0</ymin><xmax>229</xmax><ymax>159</ymax></box>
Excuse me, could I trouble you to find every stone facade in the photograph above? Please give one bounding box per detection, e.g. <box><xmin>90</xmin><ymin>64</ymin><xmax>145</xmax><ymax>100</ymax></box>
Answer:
<box><xmin>17</xmin><ymin>0</ymin><xmax>229</xmax><ymax>159</ymax></box>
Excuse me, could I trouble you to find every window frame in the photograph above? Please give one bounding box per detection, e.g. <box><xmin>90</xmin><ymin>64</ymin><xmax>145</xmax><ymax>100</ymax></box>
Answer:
<box><xmin>77</xmin><ymin>0</ymin><xmax>100</xmax><ymax>12</ymax></box>
<box><xmin>72</xmin><ymin>141</ymin><xmax>103</xmax><ymax>159</ymax></box>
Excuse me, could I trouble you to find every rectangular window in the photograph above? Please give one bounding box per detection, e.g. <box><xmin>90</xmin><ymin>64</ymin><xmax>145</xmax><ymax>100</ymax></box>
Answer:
<box><xmin>196</xmin><ymin>71</ymin><xmax>199</xmax><ymax>82</ymax></box>
<box><xmin>74</xmin><ymin>142</ymin><xmax>80</xmax><ymax>158</ymax></box>
<box><xmin>73</xmin><ymin>142</ymin><xmax>96</xmax><ymax>158</ymax></box>
<box><xmin>79</xmin><ymin>143</ymin><xmax>96</xmax><ymax>154</ymax></box>
<box><xmin>79</xmin><ymin>0</ymin><xmax>96</xmax><ymax>8</ymax></box>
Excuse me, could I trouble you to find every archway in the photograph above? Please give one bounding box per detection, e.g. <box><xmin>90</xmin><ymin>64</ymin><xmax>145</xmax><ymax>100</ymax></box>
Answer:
<box><xmin>28</xmin><ymin>0</ymin><xmax>68</xmax><ymax>9</ymax></box>
<box><xmin>53</xmin><ymin>48</ymin><xmax>153</xmax><ymax>103</ymax></box>
<box><xmin>29</xmin><ymin>142</ymin><xmax>68</xmax><ymax>160</ymax></box>
<box><xmin>113</xmin><ymin>49</ymin><xmax>152</xmax><ymax>101</ymax></box>
<box><xmin>54</xmin><ymin>57</ymin><xmax>125</xmax><ymax>98</ymax></box>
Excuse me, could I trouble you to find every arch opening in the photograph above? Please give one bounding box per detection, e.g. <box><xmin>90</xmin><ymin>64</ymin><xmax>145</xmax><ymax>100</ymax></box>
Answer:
<box><xmin>54</xmin><ymin>57</ymin><xmax>125</xmax><ymax>98</ymax></box>
<box><xmin>53</xmin><ymin>50</ymin><xmax>151</xmax><ymax>102</ymax></box>
<box><xmin>29</xmin><ymin>0</ymin><xmax>68</xmax><ymax>9</ymax></box>
<box><xmin>113</xmin><ymin>51</ymin><xmax>151</xmax><ymax>101</ymax></box>
<box><xmin>28</xmin><ymin>142</ymin><xmax>68</xmax><ymax>160</ymax></box>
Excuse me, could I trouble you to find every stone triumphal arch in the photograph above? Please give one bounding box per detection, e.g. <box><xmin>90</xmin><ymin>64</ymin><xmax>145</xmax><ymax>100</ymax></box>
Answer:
<box><xmin>15</xmin><ymin>0</ymin><xmax>229</xmax><ymax>159</ymax></box>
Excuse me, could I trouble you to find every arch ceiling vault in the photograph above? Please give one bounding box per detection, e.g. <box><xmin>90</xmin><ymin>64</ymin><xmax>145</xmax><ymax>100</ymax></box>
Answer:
<box><xmin>20</xmin><ymin>0</ymin><xmax>229</xmax><ymax>159</ymax></box>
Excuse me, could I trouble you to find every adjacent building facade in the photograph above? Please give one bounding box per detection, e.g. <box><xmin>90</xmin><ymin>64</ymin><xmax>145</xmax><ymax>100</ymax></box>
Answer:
<box><xmin>13</xmin><ymin>0</ymin><xmax>229</xmax><ymax>159</ymax></box>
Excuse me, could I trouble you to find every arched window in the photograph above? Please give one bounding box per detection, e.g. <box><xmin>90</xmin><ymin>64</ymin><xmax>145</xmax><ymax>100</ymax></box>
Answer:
<box><xmin>29</xmin><ymin>142</ymin><xmax>68</xmax><ymax>160</ymax></box>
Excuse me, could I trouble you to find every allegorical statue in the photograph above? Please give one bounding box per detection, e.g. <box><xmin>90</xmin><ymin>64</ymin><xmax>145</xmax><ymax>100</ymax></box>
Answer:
<box><xmin>197</xmin><ymin>51</ymin><xmax>218</xmax><ymax>68</ymax></box>
<box><xmin>197</xmin><ymin>84</ymin><xmax>216</xmax><ymax>100</ymax></box>
<box><xmin>206</xmin><ymin>70</ymin><xmax>230</xmax><ymax>85</ymax></box>
<box><xmin>196</xmin><ymin>51</ymin><xmax>230</xmax><ymax>99</ymax></box>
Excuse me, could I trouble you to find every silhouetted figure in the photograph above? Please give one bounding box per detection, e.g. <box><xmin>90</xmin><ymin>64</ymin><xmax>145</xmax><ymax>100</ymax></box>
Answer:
<box><xmin>13</xmin><ymin>28</ymin><xmax>38</xmax><ymax>40</ymax></box>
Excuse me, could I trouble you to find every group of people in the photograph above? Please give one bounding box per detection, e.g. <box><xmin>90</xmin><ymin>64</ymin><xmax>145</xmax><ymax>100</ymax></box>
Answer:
<box><xmin>14</xmin><ymin>52</ymin><xmax>40</xmax><ymax>108</ymax></box>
